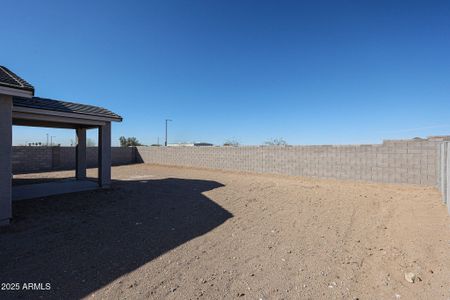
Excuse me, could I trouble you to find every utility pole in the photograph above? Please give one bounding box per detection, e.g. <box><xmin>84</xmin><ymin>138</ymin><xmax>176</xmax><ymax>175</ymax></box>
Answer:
<box><xmin>46</xmin><ymin>133</ymin><xmax>49</xmax><ymax>146</ymax></box>
<box><xmin>50</xmin><ymin>136</ymin><xmax>56</xmax><ymax>146</ymax></box>
<box><xmin>165</xmin><ymin>119</ymin><xmax>172</xmax><ymax>147</ymax></box>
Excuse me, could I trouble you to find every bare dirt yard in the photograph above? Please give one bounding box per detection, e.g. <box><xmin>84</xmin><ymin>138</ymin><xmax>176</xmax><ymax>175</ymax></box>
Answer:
<box><xmin>2</xmin><ymin>164</ymin><xmax>450</xmax><ymax>299</ymax></box>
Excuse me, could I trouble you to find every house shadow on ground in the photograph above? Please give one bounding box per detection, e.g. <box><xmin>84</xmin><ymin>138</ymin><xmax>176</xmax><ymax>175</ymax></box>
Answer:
<box><xmin>0</xmin><ymin>177</ymin><xmax>232</xmax><ymax>299</ymax></box>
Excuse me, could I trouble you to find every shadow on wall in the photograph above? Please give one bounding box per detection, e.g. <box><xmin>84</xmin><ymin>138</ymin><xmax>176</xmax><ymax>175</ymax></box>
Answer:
<box><xmin>0</xmin><ymin>177</ymin><xmax>232</xmax><ymax>299</ymax></box>
<box><xmin>136</xmin><ymin>147</ymin><xmax>144</xmax><ymax>163</ymax></box>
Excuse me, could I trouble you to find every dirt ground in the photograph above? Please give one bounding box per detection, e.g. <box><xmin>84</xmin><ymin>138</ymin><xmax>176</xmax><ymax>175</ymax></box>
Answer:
<box><xmin>2</xmin><ymin>164</ymin><xmax>450</xmax><ymax>299</ymax></box>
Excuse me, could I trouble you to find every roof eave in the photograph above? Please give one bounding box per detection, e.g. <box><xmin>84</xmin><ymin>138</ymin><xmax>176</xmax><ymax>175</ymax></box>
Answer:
<box><xmin>108</xmin><ymin>115</ymin><xmax>123</xmax><ymax>122</ymax></box>
<box><xmin>12</xmin><ymin>106</ymin><xmax>122</xmax><ymax>123</ymax></box>
<box><xmin>0</xmin><ymin>85</ymin><xmax>34</xmax><ymax>98</ymax></box>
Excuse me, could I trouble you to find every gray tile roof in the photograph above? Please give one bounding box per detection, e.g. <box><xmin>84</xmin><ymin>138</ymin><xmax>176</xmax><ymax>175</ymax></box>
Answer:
<box><xmin>0</xmin><ymin>66</ymin><xmax>35</xmax><ymax>94</ymax></box>
<box><xmin>13</xmin><ymin>96</ymin><xmax>122</xmax><ymax>121</ymax></box>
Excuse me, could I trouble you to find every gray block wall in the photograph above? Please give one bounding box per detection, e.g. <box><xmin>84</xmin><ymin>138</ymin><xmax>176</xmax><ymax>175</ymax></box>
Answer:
<box><xmin>12</xmin><ymin>146</ymin><xmax>136</xmax><ymax>174</ymax></box>
<box><xmin>136</xmin><ymin>140</ymin><xmax>442</xmax><ymax>186</ymax></box>
<box><xmin>11</xmin><ymin>140</ymin><xmax>450</xmax><ymax>212</ymax></box>
<box><xmin>438</xmin><ymin>142</ymin><xmax>450</xmax><ymax>214</ymax></box>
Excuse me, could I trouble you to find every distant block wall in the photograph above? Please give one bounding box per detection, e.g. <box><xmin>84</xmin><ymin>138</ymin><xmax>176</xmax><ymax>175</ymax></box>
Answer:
<box><xmin>12</xmin><ymin>146</ymin><xmax>136</xmax><ymax>174</ymax></box>
<box><xmin>13</xmin><ymin>147</ymin><xmax>54</xmax><ymax>174</ymax></box>
<box><xmin>136</xmin><ymin>140</ymin><xmax>442</xmax><ymax>186</ymax></box>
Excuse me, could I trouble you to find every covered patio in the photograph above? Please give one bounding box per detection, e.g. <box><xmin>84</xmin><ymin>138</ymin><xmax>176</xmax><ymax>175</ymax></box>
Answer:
<box><xmin>0</xmin><ymin>66</ymin><xmax>122</xmax><ymax>225</ymax></box>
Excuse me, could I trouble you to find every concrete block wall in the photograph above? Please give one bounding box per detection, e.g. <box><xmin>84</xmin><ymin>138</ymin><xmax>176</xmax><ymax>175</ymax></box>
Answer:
<box><xmin>10</xmin><ymin>140</ymin><xmax>450</xmax><ymax>212</ymax></box>
<box><xmin>136</xmin><ymin>140</ymin><xmax>442</xmax><ymax>186</ymax></box>
<box><xmin>438</xmin><ymin>142</ymin><xmax>450</xmax><ymax>214</ymax></box>
<box><xmin>13</xmin><ymin>147</ymin><xmax>54</xmax><ymax>173</ymax></box>
<box><xmin>12</xmin><ymin>146</ymin><xmax>136</xmax><ymax>174</ymax></box>
<box><xmin>11</xmin><ymin>141</ymin><xmax>449</xmax><ymax>192</ymax></box>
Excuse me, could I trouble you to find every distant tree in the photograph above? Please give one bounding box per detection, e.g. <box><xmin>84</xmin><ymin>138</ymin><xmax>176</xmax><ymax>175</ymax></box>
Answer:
<box><xmin>264</xmin><ymin>138</ymin><xmax>288</xmax><ymax>146</ymax></box>
<box><xmin>87</xmin><ymin>138</ymin><xmax>96</xmax><ymax>147</ymax></box>
<box><xmin>119</xmin><ymin>136</ymin><xmax>143</xmax><ymax>147</ymax></box>
<box><xmin>119</xmin><ymin>136</ymin><xmax>127</xmax><ymax>147</ymax></box>
<box><xmin>223</xmin><ymin>139</ymin><xmax>240</xmax><ymax>147</ymax></box>
<box><xmin>128</xmin><ymin>137</ymin><xmax>143</xmax><ymax>146</ymax></box>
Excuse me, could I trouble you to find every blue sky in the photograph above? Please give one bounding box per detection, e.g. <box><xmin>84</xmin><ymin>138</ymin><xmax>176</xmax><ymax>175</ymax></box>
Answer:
<box><xmin>3</xmin><ymin>0</ymin><xmax>450</xmax><ymax>146</ymax></box>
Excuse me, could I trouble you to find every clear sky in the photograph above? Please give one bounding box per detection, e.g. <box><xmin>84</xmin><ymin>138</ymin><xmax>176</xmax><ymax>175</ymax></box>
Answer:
<box><xmin>3</xmin><ymin>0</ymin><xmax>450</xmax><ymax>146</ymax></box>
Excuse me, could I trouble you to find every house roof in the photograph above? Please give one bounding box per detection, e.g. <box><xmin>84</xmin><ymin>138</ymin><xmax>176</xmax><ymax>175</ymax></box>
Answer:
<box><xmin>0</xmin><ymin>66</ymin><xmax>35</xmax><ymax>94</ymax></box>
<box><xmin>13</xmin><ymin>96</ymin><xmax>122</xmax><ymax>122</ymax></box>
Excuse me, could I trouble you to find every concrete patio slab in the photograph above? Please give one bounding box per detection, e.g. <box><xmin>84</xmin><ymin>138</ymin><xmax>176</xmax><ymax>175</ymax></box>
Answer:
<box><xmin>12</xmin><ymin>179</ymin><xmax>99</xmax><ymax>201</ymax></box>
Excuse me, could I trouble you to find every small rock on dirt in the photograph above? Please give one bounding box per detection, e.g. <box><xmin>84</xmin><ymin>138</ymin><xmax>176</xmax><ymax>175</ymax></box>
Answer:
<box><xmin>328</xmin><ymin>282</ymin><xmax>337</xmax><ymax>288</ymax></box>
<box><xmin>404</xmin><ymin>272</ymin><xmax>416</xmax><ymax>283</ymax></box>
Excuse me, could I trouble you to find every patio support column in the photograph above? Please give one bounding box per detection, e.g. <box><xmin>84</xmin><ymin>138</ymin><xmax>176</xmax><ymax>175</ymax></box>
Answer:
<box><xmin>76</xmin><ymin>127</ymin><xmax>87</xmax><ymax>180</ymax></box>
<box><xmin>98</xmin><ymin>122</ymin><xmax>111</xmax><ymax>188</ymax></box>
<box><xmin>0</xmin><ymin>95</ymin><xmax>12</xmax><ymax>225</ymax></box>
